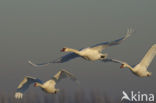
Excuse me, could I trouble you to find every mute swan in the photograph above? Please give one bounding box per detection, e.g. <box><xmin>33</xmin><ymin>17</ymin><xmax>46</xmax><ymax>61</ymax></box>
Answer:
<box><xmin>29</xmin><ymin>28</ymin><xmax>134</xmax><ymax>67</ymax></box>
<box><xmin>14</xmin><ymin>69</ymin><xmax>78</xmax><ymax>99</ymax></box>
<box><xmin>109</xmin><ymin>44</ymin><xmax>156</xmax><ymax>77</ymax></box>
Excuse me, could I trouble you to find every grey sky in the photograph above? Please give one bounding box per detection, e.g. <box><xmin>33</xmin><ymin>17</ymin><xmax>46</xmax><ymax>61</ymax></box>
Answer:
<box><xmin>0</xmin><ymin>0</ymin><xmax>156</xmax><ymax>98</ymax></box>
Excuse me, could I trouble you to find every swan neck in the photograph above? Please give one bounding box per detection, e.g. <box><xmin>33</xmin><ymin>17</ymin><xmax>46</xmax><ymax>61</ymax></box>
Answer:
<box><xmin>37</xmin><ymin>83</ymin><xmax>44</xmax><ymax>88</ymax></box>
<box><xmin>126</xmin><ymin>64</ymin><xmax>134</xmax><ymax>71</ymax></box>
<box><xmin>67</xmin><ymin>48</ymin><xmax>80</xmax><ymax>55</ymax></box>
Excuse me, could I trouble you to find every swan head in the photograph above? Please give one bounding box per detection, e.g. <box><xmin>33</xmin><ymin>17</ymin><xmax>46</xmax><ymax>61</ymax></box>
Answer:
<box><xmin>34</xmin><ymin>82</ymin><xmax>40</xmax><ymax>87</ymax></box>
<box><xmin>120</xmin><ymin>63</ymin><xmax>128</xmax><ymax>69</ymax></box>
<box><xmin>61</xmin><ymin>47</ymin><xmax>68</xmax><ymax>52</ymax></box>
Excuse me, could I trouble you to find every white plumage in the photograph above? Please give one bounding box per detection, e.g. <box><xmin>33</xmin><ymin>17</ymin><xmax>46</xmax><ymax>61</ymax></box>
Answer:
<box><xmin>15</xmin><ymin>69</ymin><xmax>78</xmax><ymax>99</ymax></box>
<box><xmin>110</xmin><ymin>44</ymin><xmax>156</xmax><ymax>77</ymax></box>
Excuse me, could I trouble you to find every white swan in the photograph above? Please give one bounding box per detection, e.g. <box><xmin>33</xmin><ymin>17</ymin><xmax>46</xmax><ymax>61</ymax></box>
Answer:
<box><xmin>29</xmin><ymin>28</ymin><xmax>134</xmax><ymax>67</ymax></box>
<box><xmin>109</xmin><ymin>44</ymin><xmax>156</xmax><ymax>77</ymax></box>
<box><xmin>14</xmin><ymin>69</ymin><xmax>78</xmax><ymax>99</ymax></box>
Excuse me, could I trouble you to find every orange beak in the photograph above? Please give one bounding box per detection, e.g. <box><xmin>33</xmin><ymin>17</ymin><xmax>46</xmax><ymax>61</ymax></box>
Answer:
<box><xmin>34</xmin><ymin>83</ymin><xmax>37</xmax><ymax>87</ymax></box>
<box><xmin>61</xmin><ymin>48</ymin><xmax>66</xmax><ymax>52</ymax></box>
<box><xmin>120</xmin><ymin>64</ymin><xmax>124</xmax><ymax>69</ymax></box>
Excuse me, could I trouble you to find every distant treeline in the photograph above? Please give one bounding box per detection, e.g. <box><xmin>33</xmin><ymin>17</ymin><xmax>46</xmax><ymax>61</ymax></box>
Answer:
<box><xmin>0</xmin><ymin>89</ymin><xmax>119</xmax><ymax>103</ymax></box>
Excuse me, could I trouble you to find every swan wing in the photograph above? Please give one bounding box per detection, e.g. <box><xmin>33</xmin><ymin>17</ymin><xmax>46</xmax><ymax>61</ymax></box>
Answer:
<box><xmin>52</xmin><ymin>69</ymin><xmax>79</xmax><ymax>84</ymax></box>
<box><xmin>139</xmin><ymin>44</ymin><xmax>156</xmax><ymax>69</ymax></box>
<box><xmin>91</xmin><ymin>28</ymin><xmax>134</xmax><ymax>52</ymax></box>
<box><xmin>102</xmin><ymin>58</ymin><xmax>125</xmax><ymax>64</ymax></box>
<box><xmin>53</xmin><ymin>53</ymin><xmax>80</xmax><ymax>63</ymax></box>
<box><xmin>28</xmin><ymin>61</ymin><xmax>50</xmax><ymax>67</ymax></box>
<box><xmin>15</xmin><ymin>76</ymin><xmax>43</xmax><ymax>99</ymax></box>
<box><xmin>28</xmin><ymin>53</ymin><xmax>79</xmax><ymax>67</ymax></box>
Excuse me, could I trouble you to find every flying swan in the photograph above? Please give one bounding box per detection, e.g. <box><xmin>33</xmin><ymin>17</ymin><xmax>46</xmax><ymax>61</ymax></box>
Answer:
<box><xmin>29</xmin><ymin>28</ymin><xmax>134</xmax><ymax>67</ymax></box>
<box><xmin>109</xmin><ymin>44</ymin><xmax>156</xmax><ymax>77</ymax></box>
<box><xmin>14</xmin><ymin>69</ymin><xmax>79</xmax><ymax>99</ymax></box>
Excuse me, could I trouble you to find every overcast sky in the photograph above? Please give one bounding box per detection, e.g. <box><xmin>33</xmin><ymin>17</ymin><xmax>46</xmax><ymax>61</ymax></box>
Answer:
<box><xmin>0</xmin><ymin>0</ymin><xmax>156</xmax><ymax>99</ymax></box>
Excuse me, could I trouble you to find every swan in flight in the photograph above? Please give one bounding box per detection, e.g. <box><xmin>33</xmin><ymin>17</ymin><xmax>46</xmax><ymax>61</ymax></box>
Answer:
<box><xmin>109</xmin><ymin>44</ymin><xmax>156</xmax><ymax>77</ymax></box>
<box><xmin>29</xmin><ymin>28</ymin><xmax>134</xmax><ymax>67</ymax></box>
<box><xmin>14</xmin><ymin>69</ymin><xmax>78</xmax><ymax>99</ymax></box>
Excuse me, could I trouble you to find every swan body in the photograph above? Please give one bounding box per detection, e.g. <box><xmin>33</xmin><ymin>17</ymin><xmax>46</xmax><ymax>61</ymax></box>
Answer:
<box><xmin>34</xmin><ymin>79</ymin><xmax>58</xmax><ymax>93</ymax></box>
<box><xmin>29</xmin><ymin>28</ymin><xmax>134</xmax><ymax>67</ymax></box>
<box><xmin>133</xmin><ymin>64</ymin><xmax>152</xmax><ymax>77</ymax></box>
<box><xmin>15</xmin><ymin>69</ymin><xmax>78</xmax><ymax>99</ymax></box>
<box><xmin>62</xmin><ymin>47</ymin><xmax>108</xmax><ymax>61</ymax></box>
<box><xmin>111</xmin><ymin>44</ymin><xmax>156</xmax><ymax>77</ymax></box>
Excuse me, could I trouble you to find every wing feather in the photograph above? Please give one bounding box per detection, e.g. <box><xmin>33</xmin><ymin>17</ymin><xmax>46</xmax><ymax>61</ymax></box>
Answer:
<box><xmin>52</xmin><ymin>69</ymin><xmax>78</xmax><ymax>83</ymax></box>
<box><xmin>139</xmin><ymin>44</ymin><xmax>156</xmax><ymax>69</ymax></box>
<box><xmin>102</xmin><ymin>58</ymin><xmax>124</xmax><ymax>64</ymax></box>
<box><xmin>91</xmin><ymin>28</ymin><xmax>134</xmax><ymax>52</ymax></box>
<box><xmin>53</xmin><ymin>53</ymin><xmax>80</xmax><ymax>63</ymax></box>
<box><xmin>15</xmin><ymin>76</ymin><xmax>42</xmax><ymax>99</ymax></box>
<box><xmin>28</xmin><ymin>53</ymin><xmax>80</xmax><ymax>67</ymax></box>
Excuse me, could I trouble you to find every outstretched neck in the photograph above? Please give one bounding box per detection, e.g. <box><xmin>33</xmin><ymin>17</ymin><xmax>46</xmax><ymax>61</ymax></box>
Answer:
<box><xmin>35</xmin><ymin>83</ymin><xmax>45</xmax><ymax>89</ymax></box>
<box><xmin>126</xmin><ymin>64</ymin><xmax>134</xmax><ymax>71</ymax></box>
<box><xmin>67</xmin><ymin>48</ymin><xmax>81</xmax><ymax>55</ymax></box>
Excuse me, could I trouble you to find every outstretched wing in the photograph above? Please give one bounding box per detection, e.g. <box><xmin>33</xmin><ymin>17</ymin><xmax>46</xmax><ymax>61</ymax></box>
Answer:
<box><xmin>91</xmin><ymin>28</ymin><xmax>134</xmax><ymax>52</ymax></box>
<box><xmin>28</xmin><ymin>53</ymin><xmax>80</xmax><ymax>67</ymax></box>
<box><xmin>15</xmin><ymin>76</ymin><xmax>43</xmax><ymax>99</ymax></box>
<box><xmin>52</xmin><ymin>69</ymin><xmax>78</xmax><ymax>84</ymax></box>
<box><xmin>28</xmin><ymin>61</ymin><xmax>50</xmax><ymax>67</ymax></box>
<box><xmin>102</xmin><ymin>58</ymin><xmax>125</xmax><ymax>64</ymax></box>
<box><xmin>139</xmin><ymin>44</ymin><xmax>156</xmax><ymax>69</ymax></box>
<box><xmin>53</xmin><ymin>53</ymin><xmax>80</xmax><ymax>63</ymax></box>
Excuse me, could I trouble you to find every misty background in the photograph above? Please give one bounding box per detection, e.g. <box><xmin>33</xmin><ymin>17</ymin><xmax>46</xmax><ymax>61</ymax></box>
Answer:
<box><xmin>0</xmin><ymin>0</ymin><xmax>156</xmax><ymax>99</ymax></box>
